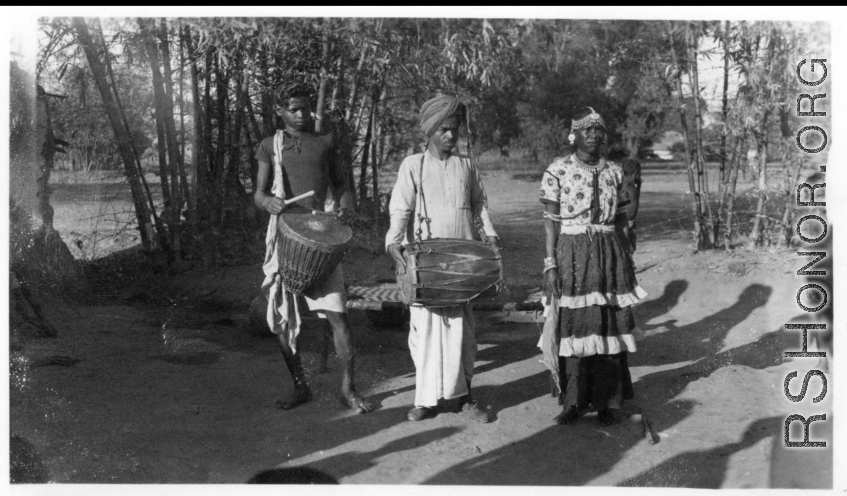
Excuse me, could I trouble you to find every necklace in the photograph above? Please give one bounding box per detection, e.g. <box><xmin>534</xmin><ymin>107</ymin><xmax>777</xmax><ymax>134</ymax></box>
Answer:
<box><xmin>572</xmin><ymin>153</ymin><xmax>605</xmax><ymax>172</ymax></box>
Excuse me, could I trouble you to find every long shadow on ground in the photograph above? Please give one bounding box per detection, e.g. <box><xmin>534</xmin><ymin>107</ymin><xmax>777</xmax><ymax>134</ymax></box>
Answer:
<box><xmin>424</xmin><ymin>282</ymin><xmax>791</xmax><ymax>486</ymax></box>
<box><xmin>632</xmin><ymin>283</ymin><xmax>772</xmax><ymax>368</ymax></box>
<box><xmin>241</xmin><ymin>321</ymin><xmax>546</xmax><ymax>480</ymax></box>
<box><xmin>282</xmin><ymin>427</ymin><xmax>463</xmax><ymax>481</ymax></box>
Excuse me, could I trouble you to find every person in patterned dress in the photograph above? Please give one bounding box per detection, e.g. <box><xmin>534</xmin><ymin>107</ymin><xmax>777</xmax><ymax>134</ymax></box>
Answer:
<box><xmin>538</xmin><ymin>107</ymin><xmax>647</xmax><ymax>426</ymax></box>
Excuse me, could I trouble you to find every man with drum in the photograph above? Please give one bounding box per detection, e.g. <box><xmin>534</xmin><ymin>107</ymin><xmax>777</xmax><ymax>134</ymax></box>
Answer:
<box><xmin>254</xmin><ymin>86</ymin><xmax>372</xmax><ymax>414</ymax></box>
<box><xmin>385</xmin><ymin>95</ymin><xmax>499</xmax><ymax>423</ymax></box>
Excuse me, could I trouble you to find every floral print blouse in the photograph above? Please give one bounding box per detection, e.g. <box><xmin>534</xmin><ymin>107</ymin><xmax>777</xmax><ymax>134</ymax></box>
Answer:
<box><xmin>539</xmin><ymin>155</ymin><xmax>629</xmax><ymax>227</ymax></box>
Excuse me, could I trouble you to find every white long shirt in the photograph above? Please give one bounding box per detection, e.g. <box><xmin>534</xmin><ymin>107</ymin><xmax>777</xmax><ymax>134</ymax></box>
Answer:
<box><xmin>385</xmin><ymin>151</ymin><xmax>498</xmax><ymax>249</ymax></box>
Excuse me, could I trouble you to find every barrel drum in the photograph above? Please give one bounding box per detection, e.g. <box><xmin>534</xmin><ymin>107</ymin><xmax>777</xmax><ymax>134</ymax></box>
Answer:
<box><xmin>397</xmin><ymin>238</ymin><xmax>503</xmax><ymax>307</ymax></box>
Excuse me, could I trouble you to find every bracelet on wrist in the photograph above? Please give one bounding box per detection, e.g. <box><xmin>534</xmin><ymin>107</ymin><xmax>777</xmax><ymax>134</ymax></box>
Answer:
<box><xmin>543</xmin><ymin>264</ymin><xmax>558</xmax><ymax>274</ymax></box>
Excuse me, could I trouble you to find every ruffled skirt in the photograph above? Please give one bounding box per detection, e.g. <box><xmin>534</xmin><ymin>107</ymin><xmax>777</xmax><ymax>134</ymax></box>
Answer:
<box><xmin>550</xmin><ymin>229</ymin><xmax>647</xmax><ymax>356</ymax></box>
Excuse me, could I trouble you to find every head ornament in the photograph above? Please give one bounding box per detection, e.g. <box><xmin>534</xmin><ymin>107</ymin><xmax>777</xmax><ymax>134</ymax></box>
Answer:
<box><xmin>571</xmin><ymin>107</ymin><xmax>606</xmax><ymax>130</ymax></box>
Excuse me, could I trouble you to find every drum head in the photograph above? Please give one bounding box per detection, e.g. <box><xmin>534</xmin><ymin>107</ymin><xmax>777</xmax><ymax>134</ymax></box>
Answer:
<box><xmin>278</xmin><ymin>206</ymin><xmax>353</xmax><ymax>248</ymax></box>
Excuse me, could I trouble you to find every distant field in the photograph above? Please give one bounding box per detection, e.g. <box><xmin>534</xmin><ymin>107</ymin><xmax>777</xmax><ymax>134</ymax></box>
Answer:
<box><xmin>48</xmin><ymin>157</ymin><xmax>805</xmax><ymax>261</ymax></box>
<box><xmin>49</xmin><ymin>178</ymin><xmax>164</xmax><ymax>261</ymax></box>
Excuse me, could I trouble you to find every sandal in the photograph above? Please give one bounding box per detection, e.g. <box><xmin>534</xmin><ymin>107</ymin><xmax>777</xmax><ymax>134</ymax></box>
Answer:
<box><xmin>407</xmin><ymin>406</ymin><xmax>436</xmax><ymax>422</ymax></box>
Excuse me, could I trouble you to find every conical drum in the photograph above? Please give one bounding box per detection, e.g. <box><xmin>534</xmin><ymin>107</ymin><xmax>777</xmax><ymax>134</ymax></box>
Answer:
<box><xmin>277</xmin><ymin>206</ymin><xmax>353</xmax><ymax>294</ymax></box>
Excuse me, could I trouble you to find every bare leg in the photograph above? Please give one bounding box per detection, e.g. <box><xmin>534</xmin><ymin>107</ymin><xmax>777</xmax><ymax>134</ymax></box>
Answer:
<box><xmin>274</xmin><ymin>334</ymin><xmax>312</xmax><ymax>410</ymax></box>
<box><xmin>319</xmin><ymin>322</ymin><xmax>331</xmax><ymax>373</ymax></box>
<box><xmin>325</xmin><ymin>311</ymin><xmax>373</xmax><ymax>413</ymax></box>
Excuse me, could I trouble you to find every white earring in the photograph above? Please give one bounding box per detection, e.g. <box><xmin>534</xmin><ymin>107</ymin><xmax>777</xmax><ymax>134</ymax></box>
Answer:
<box><xmin>568</xmin><ymin>133</ymin><xmax>576</xmax><ymax>145</ymax></box>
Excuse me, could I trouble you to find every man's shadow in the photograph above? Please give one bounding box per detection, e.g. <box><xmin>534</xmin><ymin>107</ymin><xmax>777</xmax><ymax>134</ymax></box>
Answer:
<box><xmin>619</xmin><ymin>416</ymin><xmax>783</xmax><ymax>488</ymax></box>
<box><xmin>265</xmin><ymin>427</ymin><xmax>462</xmax><ymax>482</ymax></box>
<box><xmin>631</xmin><ymin>283</ymin><xmax>778</xmax><ymax>444</ymax></box>
<box><xmin>423</xmin><ymin>399</ymin><xmax>697</xmax><ymax>485</ymax></box>
<box><xmin>632</xmin><ymin>283</ymin><xmax>773</xmax><ymax>368</ymax></box>
<box><xmin>632</xmin><ymin>279</ymin><xmax>688</xmax><ymax>325</ymax></box>
<box><xmin>426</xmin><ymin>283</ymin><xmax>786</xmax><ymax>486</ymax></box>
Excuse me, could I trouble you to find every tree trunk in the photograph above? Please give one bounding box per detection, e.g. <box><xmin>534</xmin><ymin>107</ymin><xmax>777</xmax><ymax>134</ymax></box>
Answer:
<box><xmin>176</xmin><ymin>23</ymin><xmax>193</xmax><ymax>228</ymax></box>
<box><xmin>258</xmin><ymin>50</ymin><xmax>274</xmax><ymax>138</ymax></box>
<box><xmin>178</xmin><ymin>28</ymin><xmax>186</xmax><ymax>161</ymax></box>
<box><xmin>245</xmin><ymin>95</ymin><xmax>264</xmax><ymax>149</ymax></box>
<box><xmin>314</xmin><ymin>18</ymin><xmax>331</xmax><ymax>134</ymax></box>
<box><xmin>183</xmin><ymin>25</ymin><xmax>203</xmax><ymax>229</ymax></box>
<box><xmin>213</xmin><ymin>54</ymin><xmax>229</xmax><ymax>228</ymax></box>
<box><xmin>244</xmin><ymin>97</ymin><xmax>265</xmax><ymax>195</ymax></box>
<box><xmin>214</xmin><ymin>56</ymin><xmax>228</xmax><ymax>182</ymax></box>
<box><xmin>724</xmin><ymin>134</ymin><xmax>747</xmax><ymax>250</ymax></box>
<box><xmin>72</xmin><ymin>17</ymin><xmax>153</xmax><ymax>251</ymax></box>
<box><xmin>158</xmin><ymin>21</ymin><xmax>185</xmax><ymax>259</ymax></box>
<box><xmin>628</xmin><ymin>139</ymin><xmax>639</xmax><ymax>159</ymax></box>
<box><xmin>343</xmin><ymin>42</ymin><xmax>370</xmax><ymax>201</ymax></box>
<box><xmin>243</xmin><ymin>118</ymin><xmax>259</xmax><ymax>194</ymax></box>
<box><xmin>226</xmin><ymin>53</ymin><xmax>246</xmax><ymax>199</ymax></box>
<box><xmin>714</xmin><ymin>134</ymin><xmax>740</xmax><ymax>246</ymax></box>
<box><xmin>748</xmin><ymin>129</ymin><xmax>769</xmax><ymax>246</ymax></box>
<box><xmin>748</xmin><ymin>33</ymin><xmax>778</xmax><ymax>247</ymax></box>
<box><xmin>330</xmin><ymin>52</ymin><xmax>344</xmax><ymax>114</ymax></box>
<box><xmin>689</xmin><ymin>24</ymin><xmax>713</xmax><ymax>248</ymax></box>
<box><xmin>669</xmin><ymin>24</ymin><xmax>703</xmax><ymax>250</ymax></box>
<box><xmin>183</xmin><ymin>24</ymin><xmax>202</xmax><ymax>230</ymax></box>
<box><xmin>344</xmin><ymin>43</ymin><xmax>369</xmax><ymax>123</ymax></box>
<box><xmin>370</xmin><ymin>86</ymin><xmax>382</xmax><ymax>224</ymax></box>
<box><xmin>154</xmin><ymin>117</ymin><xmax>170</xmax><ymax>210</ymax></box>
<box><xmin>141</xmin><ymin>19</ymin><xmax>178</xmax><ymax>253</ymax></box>
<box><xmin>202</xmin><ymin>48</ymin><xmax>214</xmax><ymax>224</ymax></box>
<box><xmin>719</xmin><ymin>21</ymin><xmax>731</xmax><ymax>184</ymax></box>
<box><xmin>359</xmin><ymin>96</ymin><xmax>373</xmax><ymax>204</ymax></box>
<box><xmin>98</xmin><ymin>19</ymin><xmax>165</xmax><ymax>250</ymax></box>
<box><xmin>778</xmin><ymin>146</ymin><xmax>801</xmax><ymax>247</ymax></box>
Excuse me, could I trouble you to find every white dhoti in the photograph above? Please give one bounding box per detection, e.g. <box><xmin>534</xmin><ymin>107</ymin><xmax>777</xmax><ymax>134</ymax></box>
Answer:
<box><xmin>302</xmin><ymin>265</ymin><xmax>347</xmax><ymax>317</ymax></box>
<box><xmin>408</xmin><ymin>304</ymin><xmax>477</xmax><ymax>408</ymax></box>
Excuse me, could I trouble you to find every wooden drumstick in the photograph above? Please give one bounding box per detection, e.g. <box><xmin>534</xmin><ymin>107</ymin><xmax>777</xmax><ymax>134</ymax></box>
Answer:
<box><xmin>283</xmin><ymin>190</ymin><xmax>315</xmax><ymax>205</ymax></box>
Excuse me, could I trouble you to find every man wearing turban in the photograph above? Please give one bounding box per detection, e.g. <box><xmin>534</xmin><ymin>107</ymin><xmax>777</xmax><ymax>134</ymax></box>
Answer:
<box><xmin>385</xmin><ymin>95</ymin><xmax>499</xmax><ymax>423</ymax></box>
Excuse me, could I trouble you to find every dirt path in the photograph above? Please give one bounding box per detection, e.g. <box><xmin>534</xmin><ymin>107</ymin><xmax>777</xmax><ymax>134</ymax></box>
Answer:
<box><xmin>11</xmin><ymin>170</ymin><xmax>817</xmax><ymax>486</ymax></box>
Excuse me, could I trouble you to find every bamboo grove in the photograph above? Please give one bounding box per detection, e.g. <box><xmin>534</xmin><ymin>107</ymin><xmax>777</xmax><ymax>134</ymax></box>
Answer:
<box><xmin>35</xmin><ymin>18</ymin><xmax>827</xmax><ymax>263</ymax></box>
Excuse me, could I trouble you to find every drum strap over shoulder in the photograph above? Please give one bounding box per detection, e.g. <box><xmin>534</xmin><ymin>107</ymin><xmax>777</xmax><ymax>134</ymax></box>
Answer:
<box><xmin>415</xmin><ymin>153</ymin><xmax>433</xmax><ymax>243</ymax></box>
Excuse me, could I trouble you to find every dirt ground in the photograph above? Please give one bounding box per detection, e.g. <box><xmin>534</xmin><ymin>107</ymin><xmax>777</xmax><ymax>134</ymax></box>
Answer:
<box><xmin>9</xmin><ymin>168</ymin><xmax>832</xmax><ymax>486</ymax></box>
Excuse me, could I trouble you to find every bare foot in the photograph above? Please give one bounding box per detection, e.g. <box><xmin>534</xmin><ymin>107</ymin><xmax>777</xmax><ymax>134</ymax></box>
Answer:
<box><xmin>275</xmin><ymin>387</ymin><xmax>313</xmax><ymax>410</ymax></box>
<box><xmin>340</xmin><ymin>390</ymin><xmax>373</xmax><ymax>414</ymax></box>
<box><xmin>554</xmin><ymin>406</ymin><xmax>579</xmax><ymax>426</ymax></box>
<box><xmin>597</xmin><ymin>409</ymin><xmax>623</xmax><ymax>426</ymax></box>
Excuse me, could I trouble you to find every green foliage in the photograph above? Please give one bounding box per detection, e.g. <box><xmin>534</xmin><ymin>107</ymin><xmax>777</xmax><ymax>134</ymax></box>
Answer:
<box><xmin>34</xmin><ymin>17</ymin><xmax>822</xmax><ymax>259</ymax></box>
<box><xmin>39</xmin><ymin>18</ymin><xmax>154</xmax><ymax>171</ymax></box>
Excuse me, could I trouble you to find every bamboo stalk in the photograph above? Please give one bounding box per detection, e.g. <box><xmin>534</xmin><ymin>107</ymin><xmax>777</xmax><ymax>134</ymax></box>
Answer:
<box><xmin>669</xmin><ymin>23</ymin><xmax>703</xmax><ymax>250</ymax></box>
<box><xmin>689</xmin><ymin>23</ymin><xmax>713</xmax><ymax>248</ymax></box>
<box><xmin>72</xmin><ymin>17</ymin><xmax>152</xmax><ymax>251</ymax></box>
<box><xmin>314</xmin><ymin>18</ymin><xmax>331</xmax><ymax>134</ymax></box>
